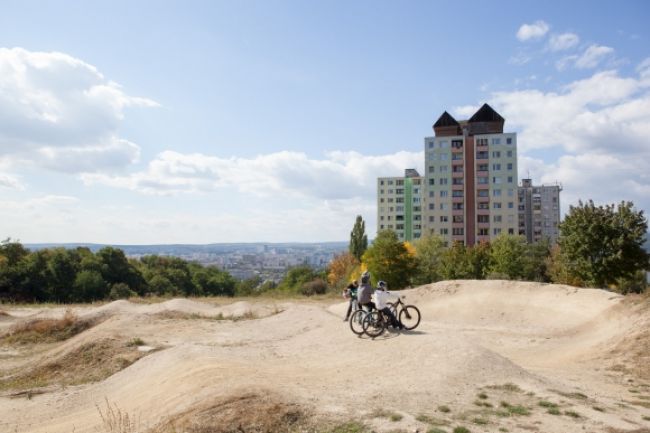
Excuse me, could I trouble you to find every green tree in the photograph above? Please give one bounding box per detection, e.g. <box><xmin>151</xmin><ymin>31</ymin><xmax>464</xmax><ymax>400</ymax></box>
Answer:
<box><xmin>362</xmin><ymin>230</ymin><xmax>416</xmax><ymax>289</ymax></box>
<box><xmin>439</xmin><ymin>241</ymin><xmax>473</xmax><ymax>280</ymax></box>
<box><xmin>73</xmin><ymin>270</ymin><xmax>107</xmax><ymax>301</ymax></box>
<box><xmin>412</xmin><ymin>234</ymin><xmax>446</xmax><ymax>285</ymax></box>
<box><xmin>467</xmin><ymin>241</ymin><xmax>492</xmax><ymax>279</ymax></box>
<box><xmin>488</xmin><ymin>234</ymin><xmax>528</xmax><ymax>279</ymax></box>
<box><xmin>556</xmin><ymin>200</ymin><xmax>649</xmax><ymax>288</ymax></box>
<box><xmin>349</xmin><ymin>215</ymin><xmax>368</xmax><ymax>261</ymax></box>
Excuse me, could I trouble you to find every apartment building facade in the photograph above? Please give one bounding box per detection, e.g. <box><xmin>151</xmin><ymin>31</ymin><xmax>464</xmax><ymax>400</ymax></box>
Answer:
<box><xmin>518</xmin><ymin>178</ymin><xmax>562</xmax><ymax>244</ymax></box>
<box><xmin>422</xmin><ymin>104</ymin><xmax>518</xmax><ymax>246</ymax></box>
<box><xmin>377</xmin><ymin>169</ymin><xmax>424</xmax><ymax>241</ymax></box>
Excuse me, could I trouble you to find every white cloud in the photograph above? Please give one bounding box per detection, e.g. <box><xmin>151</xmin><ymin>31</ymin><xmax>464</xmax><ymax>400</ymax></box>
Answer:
<box><xmin>548</xmin><ymin>32</ymin><xmax>580</xmax><ymax>51</ymax></box>
<box><xmin>0</xmin><ymin>173</ymin><xmax>24</xmax><ymax>190</ymax></box>
<box><xmin>488</xmin><ymin>64</ymin><xmax>650</xmax><ymax>216</ymax></box>
<box><xmin>0</xmin><ymin>47</ymin><xmax>157</xmax><ymax>174</ymax></box>
<box><xmin>574</xmin><ymin>44</ymin><xmax>614</xmax><ymax>69</ymax></box>
<box><xmin>516</xmin><ymin>21</ymin><xmax>550</xmax><ymax>41</ymax></box>
<box><xmin>82</xmin><ymin>149</ymin><xmax>424</xmax><ymax>200</ymax></box>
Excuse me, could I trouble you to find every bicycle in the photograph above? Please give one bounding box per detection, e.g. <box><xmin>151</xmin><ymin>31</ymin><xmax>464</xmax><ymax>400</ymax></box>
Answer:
<box><xmin>387</xmin><ymin>296</ymin><xmax>421</xmax><ymax>330</ymax></box>
<box><xmin>348</xmin><ymin>305</ymin><xmax>367</xmax><ymax>335</ymax></box>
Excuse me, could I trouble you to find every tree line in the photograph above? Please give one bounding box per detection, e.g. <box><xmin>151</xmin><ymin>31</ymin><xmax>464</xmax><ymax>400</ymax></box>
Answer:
<box><xmin>0</xmin><ymin>243</ymin><xmax>237</xmax><ymax>303</ymax></box>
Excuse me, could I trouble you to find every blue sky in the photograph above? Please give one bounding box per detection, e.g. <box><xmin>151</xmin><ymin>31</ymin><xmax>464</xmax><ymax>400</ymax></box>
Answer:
<box><xmin>1</xmin><ymin>0</ymin><xmax>649</xmax><ymax>243</ymax></box>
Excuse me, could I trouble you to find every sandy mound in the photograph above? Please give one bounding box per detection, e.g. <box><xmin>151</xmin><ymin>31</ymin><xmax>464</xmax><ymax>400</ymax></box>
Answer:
<box><xmin>1</xmin><ymin>281</ymin><xmax>649</xmax><ymax>433</ymax></box>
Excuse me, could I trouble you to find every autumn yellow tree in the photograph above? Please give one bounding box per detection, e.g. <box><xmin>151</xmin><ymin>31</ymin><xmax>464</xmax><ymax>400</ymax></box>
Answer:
<box><xmin>327</xmin><ymin>252</ymin><xmax>358</xmax><ymax>291</ymax></box>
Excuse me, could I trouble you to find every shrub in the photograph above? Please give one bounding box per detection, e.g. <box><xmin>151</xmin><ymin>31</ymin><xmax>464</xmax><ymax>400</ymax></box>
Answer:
<box><xmin>109</xmin><ymin>283</ymin><xmax>136</xmax><ymax>300</ymax></box>
<box><xmin>300</xmin><ymin>278</ymin><xmax>328</xmax><ymax>296</ymax></box>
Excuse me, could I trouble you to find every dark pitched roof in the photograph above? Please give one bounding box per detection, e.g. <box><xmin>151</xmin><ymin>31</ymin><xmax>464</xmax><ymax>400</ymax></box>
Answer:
<box><xmin>468</xmin><ymin>103</ymin><xmax>504</xmax><ymax>123</ymax></box>
<box><xmin>433</xmin><ymin>111</ymin><xmax>460</xmax><ymax>128</ymax></box>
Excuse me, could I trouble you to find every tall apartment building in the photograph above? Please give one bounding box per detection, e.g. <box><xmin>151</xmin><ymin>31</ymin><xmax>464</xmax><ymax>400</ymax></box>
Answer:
<box><xmin>518</xmin><ymin>178</ymin><xmax>562</xmax><ymax>244</ymax></box>
<box><xmin>423</xmin><ymin>104</ymin><xmax>518</xmax><ymax>246</ymax></box>
<box><xmin>377</xmin><ymin>169</ymin><xmax>424</xmax><ymax>241</ymax></box>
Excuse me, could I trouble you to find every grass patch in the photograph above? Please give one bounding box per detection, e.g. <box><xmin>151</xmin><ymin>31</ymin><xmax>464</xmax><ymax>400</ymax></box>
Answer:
<box><xmin>547</xmin><ymin>407</ymin><xmax>561</xmax><ymax>415</ymax></box>
<box><xmin>370</xmin><ymin>408</ymin><xmax>402</xmax><ymax>421</ymax></box>
<box><xmin>96</xmin><ymin>398</ymin><xmax>140</xmax><ymax>433</ymax></box>
<box><xmin>426</xmin><ymin>428</ymin><xmax>447</xmax><ymax>433</ymax></box>
<box><xmin>0</xmin><ymin>309</ymin><xmax>10</xmax><ymax>317</ymax></box>
<box><xmin>500</xmin><ymin>401</ymin><xmax>530</xmax><ymax>416</ymax></box>
<box><xmin>416</xmin><ymin>414</ymin><xmax>448</xmax><ymax>426</ymax></box>
<box><xmin>477</xmin><ymin>392</ymin><xmax>488</xmax><ymax>400</ymax></box>
<box><xmin>486</xmin><ymin>383</ymin><xmax>522</xmax><ymax>393</ymax></box>
<box><xmin>563</xmin><ymin>410</ymin><xmax>580</xmax><ymax>418</ymax></box>
<box><xmin>550</xmin><ymin>389</ymin><xmax>588</xmax><ymax>400</ymax></box>
<box><xmin>1</xmin><ymin>310</ymin><xmax>97</xmax><ymax>345</ymax></box>
<box><xmin>472</xmin><ymin>417</ymin><xmax>488</xmax><ymax>425</ymax></box>
<box><xmin>629</xmin><ymin>389</ymin><xmax>640</xmax><ymax>393</ymax></box>
<box><xmin>592</xmin><ymin>405</ymin><xmax>605</xmax><ymax>412</ymax></box>
<box><xmin>625</xmin><ymin>400</ymin><xmax>650</xmax><ymax>408</ymax></box>
<box><xmin>327</xmin><ymin>421</ymin><xmax>370</xmax><ymax>433</ymax></box>
<box><xmin>473</xmin><ymin>400</ymin><xmax>493</xmax><ymax>408</ymax></box>
<box><xmin>437</xmin><ymin>405</ymin><xmax>451</xmax><ymax>413</ymax></box>
<box><xmin>495</xmin><ymin>410</ymin><xmax>510</xmax><ymax>418</ymax></box>
<box><xmin>498</xmin><ymin>429</ymin><xmax>508</xmax><ymax>432</ymax></box>
<box><xmin>153</xmin><ymin>310</ymin><xmax>259</xmax><ymax>322</ymax></box>
<box><xmin>126</xmin><ymin>337</ymin><xmax>145</xmax><ymax>347</ymax></box>
<box><xmin>0</xmin><ymin>337</ymin><xmax>149</xmax><ymax>391</ymax></box>
<box><xmin>642</xmin><ymin>415</ymin><xmax>650</xmax><ymax>421</ymax></box>
<box><xmin>453</xmin><ymin>427</ymin><xmax>470</xmax><ymax>433</ymax></box>
<box><xmin>538</xmin><ymin>400</ymin><xmax>558</xmax><ymax>409</ymax></box>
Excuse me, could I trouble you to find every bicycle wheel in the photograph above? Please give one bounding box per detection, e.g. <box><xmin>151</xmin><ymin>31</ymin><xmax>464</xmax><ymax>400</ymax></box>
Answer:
<box><xmin>399</xmin><ymin>305</ymin><xmax>421</xmax><ymax>330</ymax></box>
<box><xmin>362</xmin><ymin>311</ymin><xmax>386</xmax><ymax>338</ymax></box>
<box><xmin>349</xmin><ymin>309</ymin><xmax>366</xmax><ymax>335</ymax></box>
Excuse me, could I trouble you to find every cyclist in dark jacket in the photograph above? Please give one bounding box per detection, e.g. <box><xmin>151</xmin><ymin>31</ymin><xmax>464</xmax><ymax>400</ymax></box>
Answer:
<box><xmin>357</xmin><ymin>271</ymin><xmax>375</xmax><ymax>312</ymax></box>
<box><xmin>343</xmin><ymin>280</ymin><xmax>359</xmax><ymax>321</ymax></box>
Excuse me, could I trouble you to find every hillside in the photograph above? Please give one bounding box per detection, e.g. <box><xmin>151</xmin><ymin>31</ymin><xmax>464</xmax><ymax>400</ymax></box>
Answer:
<box><xmin>1</xmin><ymin>280</ymin><xmax>650</xmax><ymax>433</ymax></box>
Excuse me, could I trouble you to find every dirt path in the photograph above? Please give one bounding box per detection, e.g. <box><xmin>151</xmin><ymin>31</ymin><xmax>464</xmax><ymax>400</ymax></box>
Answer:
<box><xmin>1</xmin><ymin>280</ymin><xmax>650</xmax><ymax>433</ymax></box>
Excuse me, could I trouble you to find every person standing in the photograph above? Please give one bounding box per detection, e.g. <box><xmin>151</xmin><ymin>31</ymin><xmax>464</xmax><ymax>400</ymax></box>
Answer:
<box><xmin>343</xmin><ymin>280</ymin><xmax>359</xmax><ymax>321</ymax></box>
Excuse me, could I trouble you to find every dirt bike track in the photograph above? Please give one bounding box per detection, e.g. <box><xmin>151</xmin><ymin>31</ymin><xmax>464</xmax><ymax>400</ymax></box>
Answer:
<box><xmin>1</xmin><ymin>280</ymin><xmax>650</xmax><ymax>433</ymax></box>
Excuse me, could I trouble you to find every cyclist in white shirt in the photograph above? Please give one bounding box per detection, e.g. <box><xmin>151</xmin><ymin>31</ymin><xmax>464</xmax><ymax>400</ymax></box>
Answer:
<box><xmin>373</xmin><ymin>281</ymin><xmax>403</xmax><ymax>330</ymax></box>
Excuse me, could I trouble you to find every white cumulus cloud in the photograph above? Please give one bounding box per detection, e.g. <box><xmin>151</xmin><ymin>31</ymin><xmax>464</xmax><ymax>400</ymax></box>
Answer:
<box><xmin>0</xmin><ymin>47</ymin><xmax>157</xmax><ymax>174</ymax></box>
<box><xmin>574</xmin><ymin>44</ymin><xmax>614</xmax><ymax>69</ymax></box>
<box><xmin>82</xmin><ymin>149</ymin><xmax>424</xmax><ymax>200</ymax></box>
<box><xmin>516</xmin><ymin>20</ymin><xmax>550</xmax><ymax>41</ymax></box>
<box><xmin>548</xmin><ymin>32</ymin><xmax>580</xmax><ymax>51</ymax></box>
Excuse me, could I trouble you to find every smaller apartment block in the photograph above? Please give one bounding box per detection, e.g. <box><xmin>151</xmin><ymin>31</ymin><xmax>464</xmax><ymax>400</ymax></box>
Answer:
<box><xmin>377</xmin><ymin>169</ymin><xmax>424</xmax><ymax>241</ymax></box>
<box><xmin>518</xmin><ymin>178</ymin><xmax>562</xmax><ymax>244</ymax></box>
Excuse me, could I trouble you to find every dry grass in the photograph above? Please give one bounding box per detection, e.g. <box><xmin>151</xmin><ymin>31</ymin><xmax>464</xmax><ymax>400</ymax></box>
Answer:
<box><xmin>0</xmin><ymin>337</ymin><xmax>150</xmax><ymax>392</ymax></box>
<box><xmin>96</xmin><ymin>398</ymin><xmax>141</xmax><ymax>433</ymax></box>
<box><xmin>152</xmin><ymin>310</ymin><xmax>260</xmax><ymax>322</ymax></box>
<box><xmin>0</xmin><ymin>309</ymin><xmax>10</xmax><ymax>317</ymax></box>
<box><xmin>0</xmin><ymin>310</ymin><xmax>97</xmax><ymax>345</ymax></box>
<box><xmin>150</xmin><ymin>392</ymin><xmax>310</xmax><ymax>433</ymax></box>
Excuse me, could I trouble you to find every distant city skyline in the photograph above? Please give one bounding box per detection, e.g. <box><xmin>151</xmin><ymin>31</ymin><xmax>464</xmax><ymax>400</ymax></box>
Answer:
<box><xmin>1</xmin><ymin>1</ymin><xmax>649</xmax><ymax>243</ymax></box>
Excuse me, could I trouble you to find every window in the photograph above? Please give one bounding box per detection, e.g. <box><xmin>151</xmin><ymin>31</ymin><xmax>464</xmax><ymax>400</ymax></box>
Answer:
<box><xmin>452</xmin><ymin>140</ymin><xmax>463</xmax><ymax>149</ymax></box>
<box><xmin>478</xmin><ymin>215</ymin><xmax>489</xmax><ymax>223</ymax></box>
<box><xmin>429</xmin><ymin>191</ymin><xmax>435</xmax><ymax>197</ymax></box>
<box><xmin>492</xmin><ymin>151</ymin><xmax>501</xmax><ymax>158</ymax></box>
<box><xmin>387</xmin><ymin>180</ymin><xmax>393</xmax><ymax>185</ymax></box>
<box><xmin>452</xmin><ymin>165</ymin><xmax>463</xmax><ymax>173</ymax></box>
<box><xmin>452</xmin><ymin>190</ymin><xmax>463</xmax><ymax>197</ymax></box>
<box><xmin>493</xmin><ymin>177</ymin><xmax>502</xmax><ymax>184</ymax></box>
<box><xmin>429</xmin><ymin>178</ymin><xmax>435</xmax><ymax>185</ymax></box>
<box><xmin>477</xmin><ymin>176</ymin><xmax>488</xmax><ymax>184</ymax></box>
<box><xmin>452</xmin><ymin>228</ymin><xmax>464</xmax><ymax>235</ymax></box>
<box><xmin>452</xmin><ymin>153</ymin><xmax>463</xmax><ymax>160</ymax></box>
<box><xmin>493</xmin><ymin>228</ymin><xmax>502</xmax><ymax>235</ymax></box>
<box><xmin>440</xmin><ymin>154</ymin><xmax>449</xmax><ymax>161</ymax></box>
<box><xmin>477</xmin><ymin>138</ymin><xmax>488</xmax><ymax>146</ymax></box>
<box><xmin>439</xmin><ymin>141</ymin><xmax>449</xmax><ymax>149</ymax></box>
<box><xmin>428</xmin><ymin>152</ymin><xmax>437</xmax><ymax>161</ymax></box>
<box><xmin>508</xmin><ymin>188</ymin><xmax>514</xmax><ymax>196</ymax></box>
<box><xmin>396</xmin><ymin>224</ymin><xmax>404</xmax><ymax>230</ymax></box>
<box><xmin>440</xmin><ymin>203</ymin><xmax>448</xmax><ymax>210</ymax></box>
<box><xmin>493</xmin><ymin>189</ymin><xmax>502</xmax><ymax>197</ymax></box>
<box><xmin>395</xmin><ymin>197</ymin><xmax>403</xmax><ymax>203</ymax></box>
<box><xmin>479</xmin><ymin>228</ymin><xmax>489</xmax><ymax>236</ymax></box>
<box><xmin>477</xmin><ymin>164</ymin><xmax>488</xmax><ymax>171</ymax></box>
<box><xmin>380</xmin><ymin>189</ymin><xmax>384</xmax><ymax>194</ymax></box>
<box><xmin>492</xmin><ymin>163</ymin><xmax>501</xmax><ymax>171</ymax></box>
<box><xmin>413</xmin><ymin>206</ymin><xmax>421</xmax><ymax>212</ymax></box>
<box><xmin>439</xmin><ymin>165</ymin><xmax>448</xmax><ymax>172</ymax></box>
<box><xmin>508</xmin><ymin>202</ymin><xmax>514</xmax><ymax>209</ymax></box>
<box><xmin>387</xmin><ymin>216</ymin><xmax>392</xmax><ymax>221</ymax></box>
<box><xmin>507</xmin><ymin>176</ymin><xmax>513</xmax><ymax>183</ymax></box>
<box><xmin>493</xmin><ymin>215</ymin><xmax>502</xmax><ymax>223</ymax></box>
<box><xmin>380</xmin><ymin>180</ymin><xmax>384</xmax><ymax>185</ymax></box>
<box><xmin>452</xmin><ymin>203</ymin><xmax>464</xmax><ymax>210</ymax></box>
<box><xmin>440</xmin><ymin>190</ymin><xmax>448</xmax><ymax>197</ymax></box>
<box><xmin>508</xmin><ymin>228</ymin><xmax>514</xmax><ymax>235</ymax></box>
<box><xmin>396</xmin><ymin>188</ymin><xmax>404</xmax><ymax>194</ymax></box>
<box><xmin>440</xmin><ymin>216</ymin><xmax>448</xmax><ymax>222</ymax></box>
<box><xmin>478</xmin><ymin>202</ymin><xmax>489</xmax><ymax>209</ymax></box>
<box><xmin>452</xmin><ymin>178</ymin><xmax>464</xmax><ymax>185</ymax></box>
<box><xmin>507</xmin><ymin>163</ymin><xmax>513</xmax><ymax>170</ymax></box>
<box><xmin>493</xmin><ymin>202</ymin><xmax>501</xmax><ymax>209</ymax></box>
<box><xmin>507</xmin><ymin>150</ymin><xmax>513</xmax><ymax>157</ymax></box>
<box><xmin>440</xmin><ymin>228</ymin><xmax>449</xmax><ymax>235</ymax></box>
<box><xmin>396</xmin><ymin>179</ymin><xmax>404</xmax><ymax>186</ymax></box>
<box><xmin>380</xmin><ymin>198</ymin><xmax>384</xmax><ymax>203</ymax></box>
<box><xmin>429</xmin><ymin>215</ymin><xmax>435</xmax><ymax>222</ymax></box>
<box><xmin>477</xmin><ymin>151</ymin><xmax>489</xmax><ymax>159</ymax></box>
<box><xmin>429</xmin><ymin>203</ymin><xmax>435</xmax><ymax>210</ymax></box>
<box><xmin>439</xmin><ymin>178</ymin><xmax>448</xmax><ymax>185</ymax></box>
<box><xmin>428</xmin><ymin>165</ymin><xmax>434</xmax><ymax>173</ymax></box>
<box><xmin>506</xmin><ymin>137</ymin><xmax>512</xmax><ymax>145</ymax></box>
<box><xmin>396</xmin><ymin>206</ymin><xmax>404</xmax><ymax>212</ymax></box>
<box><xmin>492</xmin><ymin>138</ymin><xmax>501</xmax><ymax>145</ymax></box>
<box><xmin>413</xmin><ymin>197</ymin><xmax>421</xmax><ymax>203</ymax></box>
<box><xmin>453</xmin><ymin>215</ymin><xmax>463</xmax><ymax>223</ymax></box>
<box><xmin>428</xmin><ymin>141</ymin><xmax>435</xmax><ymax>149</ymax></box>
<box><xmin>380</xmin><ymin>225</ymin><xmax>384</xmax><ymax>229</ymax></box>
<box><xmin>478</xmin><ymin>189</ymin><xmax>489</xmax><ymax>197</ymax></box>
<box><xmin>396</xmin><ymin>215</ymin><xmax>404</xmax><ymax>221</ymax></box>
<box><xmin>414</xmin><ymin>214</ymin><xmax>422</xmax><ymax>221</ymax></box>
